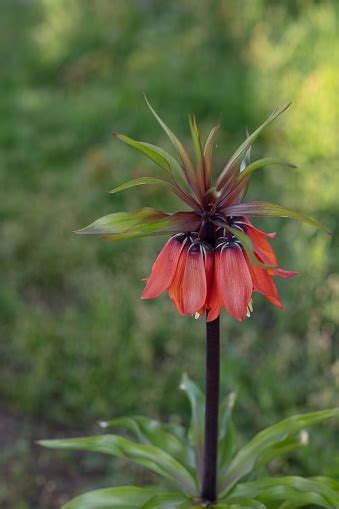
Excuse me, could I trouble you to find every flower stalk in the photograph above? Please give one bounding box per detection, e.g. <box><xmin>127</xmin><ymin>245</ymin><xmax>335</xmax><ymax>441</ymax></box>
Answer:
<box><xmin>201</xmin><ymin>315</ymin><xmax>220</xmax><ymax>503</ymax></box>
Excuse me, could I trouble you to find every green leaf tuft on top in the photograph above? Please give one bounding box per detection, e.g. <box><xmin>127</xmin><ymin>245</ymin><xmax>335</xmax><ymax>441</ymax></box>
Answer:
<box><xmin>77</xmin><ymin>99</ymin><xmax>330</xmax><ymax>245</ymax></box>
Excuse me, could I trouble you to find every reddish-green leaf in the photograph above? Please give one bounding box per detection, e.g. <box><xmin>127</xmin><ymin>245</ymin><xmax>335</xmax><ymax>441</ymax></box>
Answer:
<box><xmin>144</xmin><ymin>95</ymin><xmax>201</xmax><ymax>200</ymax></box>
<box><xmin>189</xmin><ymin>114</ymin><xmax>203</xmax><ymax>168</ymax></box>
<box><xmin>216</xmin><ymin>103</ymin><xmax>291</xmax><ymax>191</ymax></box>
<box><xmin>237</xmin><ymin>158</ymin><xmax>296</xmax><ymax>184</ymax></box>
<box><xmin>74</xmin><ymin>208</ymin><xmax>201</xmax><ymax>240</ymax></box>
<box><xmin>113</xmin><ymin>132</ymin><xmax>183</xmax><ymax>181</ymax></box>
<box><xmin>107</xmin><ymin>177</ymin><xmax>200</xmax><ymax>210</ymax></box>
<box><xmin>222</xmin><ymin>201</ymin><xmax>331</xmax><ymax>234</ymax></box>
<box><xmin>189</xmin><ymin>114</ymin><xmax>205</xmax><ymax>197</ymax></box>
<box><xmin>203</xmin><ymin>122</ymin><xmax>220</xmax><ymax>191</ymax></box>
<box><xmin>218</xmin><ymin>177</ymin><xmax>250</xmax><ymax>209</ymax></box>
<box><xmin>109</xmin><ymin>177</ymin><xmax>175</xmax><ymax>194</ymax></box>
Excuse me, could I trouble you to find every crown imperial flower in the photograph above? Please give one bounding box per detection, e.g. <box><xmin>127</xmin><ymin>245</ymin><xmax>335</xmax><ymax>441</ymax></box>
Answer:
<box><xmin>76</xmin><ymin>98</ymin><xmax>329</xmax><ymax>321</ymax></box>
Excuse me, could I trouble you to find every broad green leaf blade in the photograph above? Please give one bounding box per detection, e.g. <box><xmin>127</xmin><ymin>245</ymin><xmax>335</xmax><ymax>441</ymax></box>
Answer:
<box><xmin>61</xmin><ymin>486</ymin><xmax>159</xmax><ymax>509</ymax></box>
<box><xmin>227</xmin><ymin>477</ymin><xmax>339</xmax><ymax>508</ymax></box>
<box><xmin>218</xmin><ymin>392</ymin><xmax>237</xmax><ymax>480</ymax></box>
<box><xmin>75</xmin><ymin>208</ymin><xmax>169</xmax><ymax>236</ymax></box>
<box><xmin>237</xmin><ymin>158</ymin><xmax>296</xmax><ymax>184</ymax></box>
<box><xmin>222</xmin><ymin>201</ymin><xmax>331</xmax><ymax>235</ymax></box>
<box><xmin>140</xmin><ymin>493</ymin><xmax>188</xmax><ymax>509</ymax></box>
<box><xmin>214</xmin><ymin>502</ymin><xmax>266</xmax><ymax>509</ymax></box>
<box><xmin>256</xmin><ymin>431</ymin><xmax>309</xmax><ymax>468</ymax></box>
<box><xmin>108</xmin><ymin>177</ymin><xmax>175</xmax><ymax>194</ymax></box>
<box><xmin>39</xmin><ymin>435</ymin><xmax>199</xmax><ymax>496</ymax></box>
<box><xmin>180</xmin><ymin>374</ymin><xmax>205</xmax><ymax>485</ymax></box>
<box><xmin>144</xmin><ymin>96</ymin><xmax>200</xmax><ymax>199</ymax></box>
<box><xmin>312</xmin><ymin>476</ymin><xmax>339</xmax><ymax>494</ymax></box>
<box><xmin>163</xmin><ymin>423</ymin><xmax>187</xmax><ymax>441</ymax></box>
<box><xmin>218</xmin><ymin>408</ymin><xmax>339</xmax><ymax>496</ymax></box>
<box><xmin>216</xmin><ymin>103</ymin><xmax>291</xmax><ymax>190</ymax></box>
<box><xmin>233</xmin><ymin>501</ymin><xmax>266</xmax><ymax>509</ymax></box>
<box><xmin>277</xmin><ymin>502</ymin><xmax>304</xmax><ymax>509</ymax></box>
<box><xmin>74</xmin><ymin>208</ymin><xmax>201</xmax><ymax>240</ymax></box>
<box><xmin>101</xmin><ymin>415</ymin><xmax>195</xmax><ymax>471</ymax></box>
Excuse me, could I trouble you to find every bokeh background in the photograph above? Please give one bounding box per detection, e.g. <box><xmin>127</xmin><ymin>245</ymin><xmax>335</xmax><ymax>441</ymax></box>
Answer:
<box><xmin>1</xmin><ymin>1</ymin><xmax>338</xmax><ymax>508</ymax></box>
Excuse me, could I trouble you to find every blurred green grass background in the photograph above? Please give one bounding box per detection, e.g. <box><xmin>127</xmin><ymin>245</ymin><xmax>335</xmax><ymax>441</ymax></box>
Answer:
<box><xmin>0</xmin><ymin>1</ymin><xmax>338</xmax><ymax>508</ymax></box>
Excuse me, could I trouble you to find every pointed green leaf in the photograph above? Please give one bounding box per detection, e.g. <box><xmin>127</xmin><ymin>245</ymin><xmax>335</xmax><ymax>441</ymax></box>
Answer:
<box><xmin>108</xmin><ymin>177</ymin><xmax>202</xmax><ymax>210</ymax></box>
<box><xmin>236</xmin><ymin>142</ymin><xmax>252</xmax><ymax>202</ymax></box>
<box><xmin>214</xmin><ymin>502</ymin><xmax>266</xmax><ymax>509</ymax></box>
<box><xmin>75</xmin><ymin>208</ymin><xmax>169</xmax><ymax>236</ymax></box>
<box><xmin>312</xmin><ymin>476</ymin><xmax>339</xmax><ymax>494</ymax></box>
<box><xmin>218</xmin><ymin>408</ymin><xmax>339</xmax><ymax>496</ymax></box>
<box><xmin>256</xmin><ymin>431</ymin><xmax>309</xmax><ymax>468</ymax></box>
<box><xmin>113</xmin><ymin>132</ymin><xmax>184</xmax><ymax>181</ymax></box>
<box><xmin>189</xmin><ymin>115</ymin><xmax>203</xmax><ymax>167</ymax></box>
<box><xmin>144</xmin><ymin>96</ymin><xmax>200</xmax><ymax>198</ymax></box>
<box><xmin>216</xmin><ymin>103</ymin><xmax>291</xmax><ymax>190</ymax></box>
<box><xmin>189</xmin><ymin>115</ymin><xmax>206</xmax><ymax>197</ymax></box>
<box><xmin>227</xmin><ymin>477</ymin><xmax>339</xmax><ymax>508</ymax></box>
<box><xmin>217</xmin><ymin>177</ymin><xmax>251</xmax><ymax>210</ymax></box>
<box><xmin>61</xmin><ymin>486</ymin><xmax>159</xmax><ymax>509</ymax></box>
<box><xmin>237</xmin><ymin>158</ymin><xmax>296</xmax><ymax>184</ymax></box>
<box><xmin>223</xmin><ymin>201</ymin><xmax>331</xmax><ymax>235</ymax></box>
<box><xmin>239</xmin><ymin>140</ymin><xmax>252</xmax><ymax>173</ymax></box>
<box><xmin>101</xmin><ymin>415</ymin><xmax>194</xmax><ymax>471</ymax></box>
<box><xmin>39</xmin><ymin>434</ymin><xmax>199</xmax><ymax>496</ymax></box>
<box><xmin>203</xmin><ymin>122</ymin><xmax>220</xmax><ymax>190</ymax></box>
<box><xmin>218</xmin><ymin>392</ymin><xmax>237</xmax><ymax>480</ymax></box>
<box><xmin>74</xmin><ymin>208</ymin><xmax>201</xmax><ymax>240</ymax></box>
<box><xmin>180</xmin><ymin>374</ymin><xmax>205</xmax><ymax>485</ymax></box>
<box><xmin>109</xmin><ymin>177</ymin><xmax>175</xmax><ymax>194</ymax></box>
<box><xmin>140</xmin><ymin>493</ymin><xmax>188</xmax><ymax>509</ymax></box>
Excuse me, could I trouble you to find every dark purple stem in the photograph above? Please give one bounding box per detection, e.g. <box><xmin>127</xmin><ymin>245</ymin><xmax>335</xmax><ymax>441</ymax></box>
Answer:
<box><xmin>201</xmin><ymin>315</ymin><xmax>220</xmax><ymax>502</ymax></box>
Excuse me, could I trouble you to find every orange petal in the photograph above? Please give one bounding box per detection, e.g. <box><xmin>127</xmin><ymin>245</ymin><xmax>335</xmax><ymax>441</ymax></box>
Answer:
<box><xmin>182</xmin><ymin>244</ymin><xmax>207</xmax><ymax>315</ymax></box>
<box><xmin>168</xmin><ymin>246</ymin><xmax>188</xmax><ymax>315</ymax></box>
<box><xmin>206</xmin><ymin>250</ymin><xmax>222</xmax><ymax>322</ymax></box>
<box><xmin>142</xmin><ymin>235</ymin><xmax>186</xmax><ymax>299</ymax></box>
<box><xmin>244</xmin><ymin>252</ymin><xmax>284</xmax><ymax>309</ymax></box>
<box><xmin>204</xmin><ymin>245</ymin><xmax>215</xmax><ymax>295</ymax></box>
<box><xmin>219</xmin><ymin>244</ymin><xmax>252</xmax><ymax>320</ymax></box>
<box><xmin>241</xmin><ymin>218</ymin><xmax>276</xmax><ymax>238</ymax></box>
<box><xmin>272</xmin><ymin>268</ymin><xmax>298</xmax><ymax>279</ymax></box>
<box><xmin>244</xmin><ymin>223</ymin><xmax>277</xmax><ymax>265</ymax></box>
